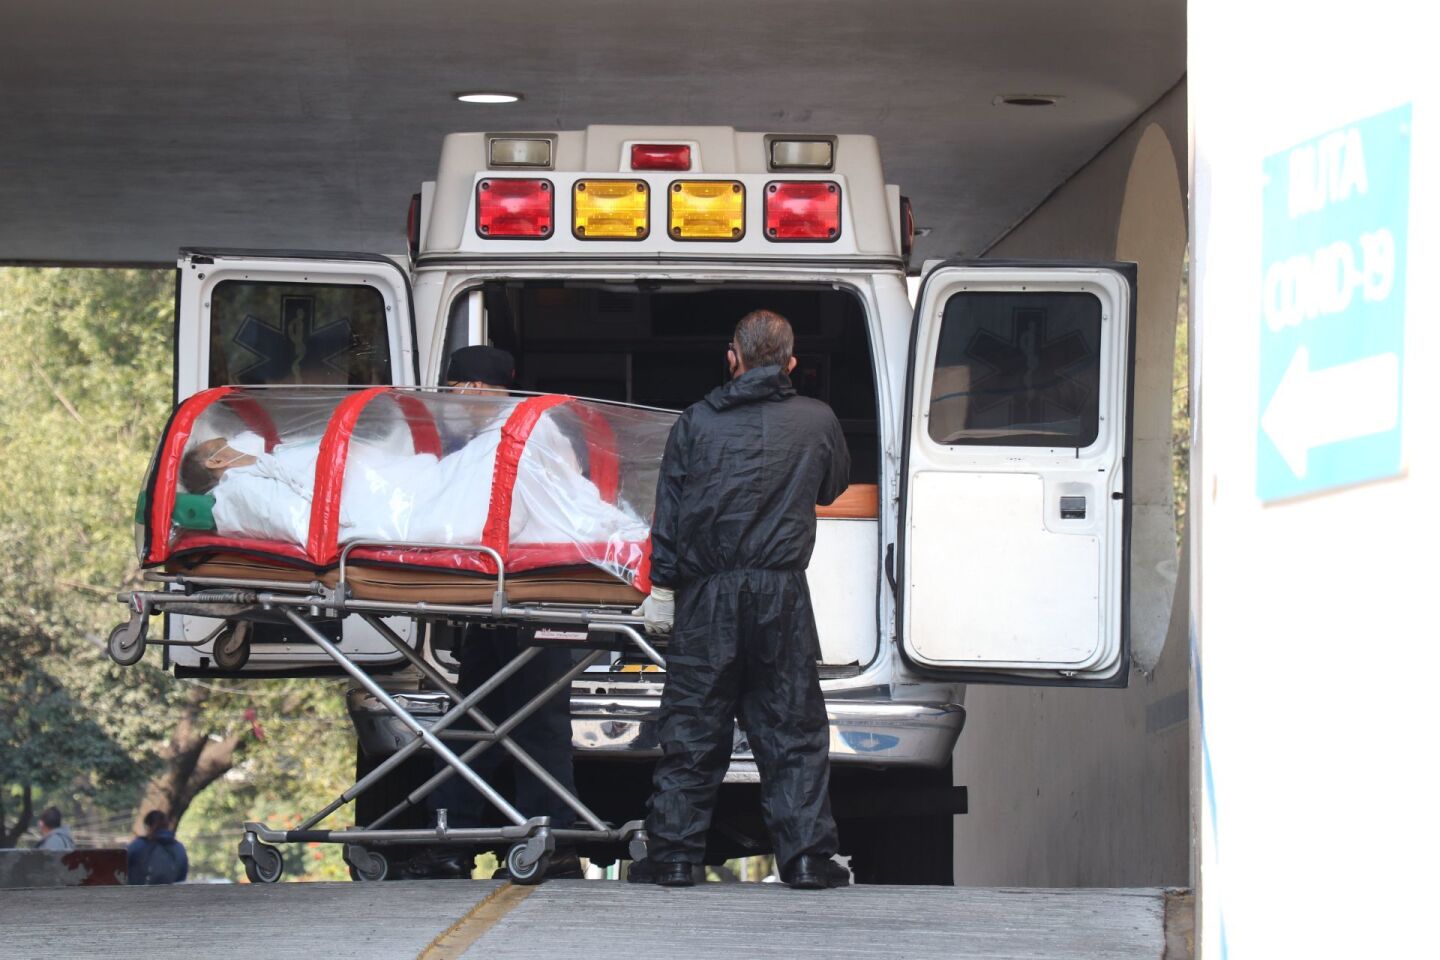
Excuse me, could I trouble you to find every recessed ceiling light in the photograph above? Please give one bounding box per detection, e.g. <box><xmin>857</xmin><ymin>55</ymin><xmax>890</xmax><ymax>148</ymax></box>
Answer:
<box><xmin>456</xmin><ymin>91</ymin><xmax>522</xmax><ymax>104</ymax></box>
<box><xmin>994</xmin><ymin>94</ymin><xmax>1062</xmax><ymax>107</ymax></box>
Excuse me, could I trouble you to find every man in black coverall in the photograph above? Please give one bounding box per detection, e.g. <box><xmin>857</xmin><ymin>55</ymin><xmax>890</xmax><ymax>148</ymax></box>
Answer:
<box><xmin>630</xmin><ymin>310</ymin><xmax>851</xmax><ymax>889</ymax></box>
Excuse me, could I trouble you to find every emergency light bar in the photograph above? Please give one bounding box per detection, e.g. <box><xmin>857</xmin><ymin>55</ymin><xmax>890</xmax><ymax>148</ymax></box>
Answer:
<box><xmin>630</xmin><ymin>143</ymin><xmax>691</xmax><ymax>171</ymax></box>
<box><xmin>467</xmin><ymin>174</ymin><xmax>844</xmax><ymax>244</ymax></box>
<box><xmin>477</xmin><ymin>178</ymin><xmax>554</xmax><ymax>238</ymax></box>
<box><xmin>764</xmin><ymin>181</ymin><xmax>841</xmax><ymax>241</ymax></box>
<box><xmin>669</xmin><ymin>181</ymin><xmax>744</xmax><ymax>240</ymax></box>
<box><xmin>573</xmin><ymin>180</ymin><xmax>649</xmax><ymax>239</ymax></box>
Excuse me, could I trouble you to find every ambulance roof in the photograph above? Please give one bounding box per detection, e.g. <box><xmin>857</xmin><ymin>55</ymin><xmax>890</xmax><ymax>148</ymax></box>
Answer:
<box><xmin>420</xmin><ymin>125</ymin><xmax>903</xmax><ymax>265</ymax></box>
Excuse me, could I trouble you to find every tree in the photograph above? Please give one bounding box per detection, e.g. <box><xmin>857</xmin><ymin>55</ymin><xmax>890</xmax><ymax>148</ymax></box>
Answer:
<box><xmin>128</xmin><ymin>685</ymin><xmax>258</xmax><ymax>834</ymax></box>
<box><xmin>0</xmin><ymin>667</ymin><xmax>140</xmax><ymax>846</ymax></box>
<box><xmin>0</xmin><ymin>267</ymin><xmax>357</xmax><ymax>876</ymax></box>
<box><xmin>182</xmin><ymin>680</ymin><xmax>356</xmax><ymax>881</ymax></box>
<box><xmin>0</xmin><ymin>267</ymin><xmax>259</xmax><ymax>845</ymax></box>
<box><xmin>0</xmin><ymin>267</ymin><xmax>179</xmax><ymax>843</ymax></box>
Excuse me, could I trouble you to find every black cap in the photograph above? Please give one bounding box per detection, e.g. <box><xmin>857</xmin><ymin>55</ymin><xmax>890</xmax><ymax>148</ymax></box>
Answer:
<box><xmin>447</xmin><ymin>345</ymin><xmax>515</xmax><ymax>386</ymax></box>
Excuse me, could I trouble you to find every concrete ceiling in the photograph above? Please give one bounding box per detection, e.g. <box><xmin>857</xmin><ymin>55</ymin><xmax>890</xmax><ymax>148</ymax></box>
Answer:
<box><xmin>0</xmin><ymin>0</ymin><xmax>1184</xmax><ymax>266</ymax></box>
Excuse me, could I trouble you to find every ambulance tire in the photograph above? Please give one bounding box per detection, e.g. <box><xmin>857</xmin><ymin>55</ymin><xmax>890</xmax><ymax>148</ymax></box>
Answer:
<box><xmin>838</xmin><ymin>765</ymin><xmax>956</xmax><ymax>886</ymax></box>
<box><xmin>844</xmin><ymin>811</ymin><xmax>954</xmax><ymax>886</ymax></box>
<box><xmin>353</xmin><ymin>750</ymin><xmax>432</xmax><ymax>830</ymax></box>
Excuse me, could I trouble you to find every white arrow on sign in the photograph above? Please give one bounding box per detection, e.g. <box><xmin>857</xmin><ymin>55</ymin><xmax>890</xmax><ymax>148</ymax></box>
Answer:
<box><xmin>1261</xmin><ymin>346</ymin><xmax>1399</xmax><ymax>478</ymax></box>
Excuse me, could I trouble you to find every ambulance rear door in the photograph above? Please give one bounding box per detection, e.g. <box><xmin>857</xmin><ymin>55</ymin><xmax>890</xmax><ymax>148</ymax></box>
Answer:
<box><xmin>167</xmin><ymin>249</ymin><xmax>419</xmax><ymax>676</ymax></box>
<box><xmin>898</xmin><ymin>260</ymin><xmax>1135</xmax><ymax>685</ymax></box>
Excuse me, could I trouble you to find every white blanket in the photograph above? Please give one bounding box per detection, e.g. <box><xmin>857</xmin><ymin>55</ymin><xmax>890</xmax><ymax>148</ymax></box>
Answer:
<box><xmin>208</xmin><ymin>424</ymin><xmax>648</xmax><ymax>551</ymax></box>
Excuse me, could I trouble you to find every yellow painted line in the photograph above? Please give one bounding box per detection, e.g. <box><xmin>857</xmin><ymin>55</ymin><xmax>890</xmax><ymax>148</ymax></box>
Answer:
<box><xmin>419</xmin><ymin>882</ymin><xmax>535</xmax><ymax>960</ymax></box>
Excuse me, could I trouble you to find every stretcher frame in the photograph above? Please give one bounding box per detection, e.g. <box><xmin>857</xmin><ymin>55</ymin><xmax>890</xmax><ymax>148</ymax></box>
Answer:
<box><xmin>110</xmin><ymin>541</ymin><xmax>661</xmax><ymax>884</ymax></box>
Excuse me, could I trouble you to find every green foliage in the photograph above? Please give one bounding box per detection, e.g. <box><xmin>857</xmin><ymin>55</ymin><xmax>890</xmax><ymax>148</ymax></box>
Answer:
<box><xmin>1173</xmin><ymin>251</ymin><xmax>1191</xmax><ymax>543</ymax></box>
<box><xmin>181</xmin><ymin>680</ymin><xmax>357</xmax><ymax>881</ymax></box>
<box><xmin>0</xmin><ymin>267</ymin><xmax>178</xmax><ymax>838</ymax></box>
<box><xmin>0</xmin><ymin>268</ymin><xmax>356</xmax><ymax>874</ymax></box>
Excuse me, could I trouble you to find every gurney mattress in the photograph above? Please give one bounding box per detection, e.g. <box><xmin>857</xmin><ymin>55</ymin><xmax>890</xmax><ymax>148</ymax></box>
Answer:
<box><xmin>165</xmin><ymin>553</ymin><xmax>644</xmax><ymax>606</ymax></box>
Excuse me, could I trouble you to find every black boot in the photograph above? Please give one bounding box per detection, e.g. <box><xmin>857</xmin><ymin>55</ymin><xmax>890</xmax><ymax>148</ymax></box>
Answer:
<box><xmin>780</xmin><ymin>855</ymin><xmax>850</xmax><ymax>890</ymax></box>
<box><xmin>492</xmin><ymin>847</ymin><xmax>584</xmax><ymax>882</ymax></box>
<box><xmin>627</xmin><ymin>858</ymin><xmax>695</xmax><ymax>887</ymax></box>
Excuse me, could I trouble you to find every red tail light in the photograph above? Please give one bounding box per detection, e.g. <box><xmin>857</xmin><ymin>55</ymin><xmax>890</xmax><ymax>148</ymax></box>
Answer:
<box><xmin>476</xmin><ymin>179</ymin><xmax>554</xmax><ymax>239</ymax></box>
<box><xmin>764</xmin><ymin>181</ymin><xmax>841</xmax><ymax>241</ymax></box>
<box><xmin>630</xmin><ymin>143</ymin><xmax>692</xmax><ymax>171</ymax></box>
<box><xmin>406</xmin><ymin>193</ymin><xmax>421</xmax><ymax>258</ymax></box>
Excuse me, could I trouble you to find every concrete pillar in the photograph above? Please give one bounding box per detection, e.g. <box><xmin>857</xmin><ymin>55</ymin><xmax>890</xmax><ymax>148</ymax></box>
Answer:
<box><xmin>1191</xmin><ymin>1</ymin><xmax>1435</xmax><ymax>954</ymax></box>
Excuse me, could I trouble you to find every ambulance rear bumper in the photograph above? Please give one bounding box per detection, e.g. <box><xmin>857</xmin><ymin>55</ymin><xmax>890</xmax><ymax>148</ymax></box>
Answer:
<box><xmin>348</xmin><ymin>689</ymin><xmax>966</xmax><ymax>769</ymax></box>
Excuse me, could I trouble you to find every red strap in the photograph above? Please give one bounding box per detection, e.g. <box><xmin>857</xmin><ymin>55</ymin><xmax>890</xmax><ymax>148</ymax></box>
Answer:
<box><xmin>393</xmin><ymin>390</ymin><xmax>442</xmax><ymax>457</ymax></box>
<box><xmin>634</xmin><ymin>538</ymin><xmax>653</xmax><ymax>594</ymax></box>
<box><xmin>342</xmin><ymin>539</ymin><xmax>649</xmax><ymax>580</ymax></box>
<box><xmin>481</xmin><ymin>395</ymin><xmax>571</xmax><ymax>564</ymax></box>
<box><xmin>226</xmin><ymin>394</ymin><xmax>281</xmax><ymax>452</ymax></box>
<box><xmin>565</xmin><ymin>402</ymin><xmax>621</xmax><ymax>503</ymax></box>
<box><xmin>146</xmin><ymin>387</ymin><xmax>235</xmax><ymax>564</ymax></box>
<box><xmin>169</xmin><ymin>532</ymin><xmax>313</xmax><ymax>566</ymax></box>
<box><xmin>306</xmin><ymin>386</ymin><xmax>389</xmax><ymax>565</ymax></box>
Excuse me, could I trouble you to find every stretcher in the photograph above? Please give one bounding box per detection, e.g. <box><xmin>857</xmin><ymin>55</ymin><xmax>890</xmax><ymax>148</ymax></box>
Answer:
<box><xmin>109</xmin><ymin>386</ymin><xmax>675</xmax><ymax>882</ymax></box>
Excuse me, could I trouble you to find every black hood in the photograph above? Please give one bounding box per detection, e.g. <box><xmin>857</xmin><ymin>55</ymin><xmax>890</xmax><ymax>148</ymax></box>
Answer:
<box><xmin>704</xmin><ymin>366</ymin><xmax>796</xmax><ymax>411</ymax></box>
<box><xmin>649</xmin><ymin>363</ymin><xmax>850</xmax><ymax>589</ymax></box>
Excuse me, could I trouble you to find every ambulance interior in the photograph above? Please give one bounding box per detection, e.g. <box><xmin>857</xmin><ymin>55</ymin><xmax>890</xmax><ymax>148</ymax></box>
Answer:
<box><xmin>442</xmin><ymin>281</ymin><xmax>880</xmax><ymax>485</ymax></box>
<box><xmin>442</xmin><ymin>280</ymin><xmax>882</xmax><ymax>669</ymax></box>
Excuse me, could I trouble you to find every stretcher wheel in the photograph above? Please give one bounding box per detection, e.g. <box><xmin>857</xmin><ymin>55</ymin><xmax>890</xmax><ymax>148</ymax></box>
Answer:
<box><xmin>242</xmin><ymin>842</ymin><xmax>284</xmax><ymax>884</ymax></box>
<box><xmin>344</xmin><ymin>844</ymin><xmax>388</xmax><ymax>882</ymax></box>
<box><xmin>107</xmin><ymin>621</ymin><xmax>146</xmax><ymax>667</ymax></box>
<box><xmin>211</xmin><ymin>622</ymin><xmax>251</xmax><ymax>671</ymax></box>
<box><xmin>505</xmin><ymin>843</ymin><xmax>549</xmax><ymax>885</ymax></box>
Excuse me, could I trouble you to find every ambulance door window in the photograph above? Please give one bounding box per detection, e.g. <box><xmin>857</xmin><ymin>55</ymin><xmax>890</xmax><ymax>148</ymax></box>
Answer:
<box><xmin>208</xmin><ymin>280</ymin><xmax>392</xmax><ymax>386</ymax></box>
<box><xmin>927</xmin><ymin>291</ymin><xmax>1102</xmax><ymax>449</ymax></box>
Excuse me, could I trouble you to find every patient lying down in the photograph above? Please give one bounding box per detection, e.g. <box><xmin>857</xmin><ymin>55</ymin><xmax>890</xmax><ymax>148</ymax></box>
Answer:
<box><xmin>178</xmin><ymin>429</ymin><xmax>647</xmax><ymax>551</ymax></box>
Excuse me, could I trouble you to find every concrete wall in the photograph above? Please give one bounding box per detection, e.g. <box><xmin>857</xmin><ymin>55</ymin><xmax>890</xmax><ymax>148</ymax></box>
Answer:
<box><xmin>1190</xmin><ymin>5</ymin><xmax>1434</xmax><ymax>952</ymax></box>
<box><xmin>952</xmin><ymin>81</ymin><xmax>1191</xmax><ymax>887</ymax></box>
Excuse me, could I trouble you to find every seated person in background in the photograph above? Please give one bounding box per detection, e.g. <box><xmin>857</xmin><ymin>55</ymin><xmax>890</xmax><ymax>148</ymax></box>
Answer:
<box><xmin>418</xmin><ymin>345</ymin><xmax>587</xmax><ymax>880</ymax></box>
<box><xmin>33</xmin><ymin>807</ymin><xmax>75</xmax><ymax>851</ymax></box>
<box><xmin>126</xmin><ymin>810</ymin><xmax>188</xmax><ymax>885</ymax></box>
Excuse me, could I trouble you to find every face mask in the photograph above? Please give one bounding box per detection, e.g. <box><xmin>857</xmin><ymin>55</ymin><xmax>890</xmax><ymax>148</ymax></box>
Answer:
<box><xmin>228</xmin><ymin>431</ymin><xmax>265</xmax><ymax>457</ymax></box>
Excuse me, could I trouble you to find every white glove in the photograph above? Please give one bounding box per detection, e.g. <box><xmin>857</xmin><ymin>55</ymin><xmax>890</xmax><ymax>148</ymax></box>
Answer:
<box><xmin>633</xmin><ymin>586</ymin><xmax>675</xmax><ymax>636</ymax></box>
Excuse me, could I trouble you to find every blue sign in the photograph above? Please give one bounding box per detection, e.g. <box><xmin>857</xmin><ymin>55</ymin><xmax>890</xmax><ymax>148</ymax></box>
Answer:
<box><xmin>1257</xmin><ymin>104</ymin><xmax>1411</xmax><ymax>502</ymax></box>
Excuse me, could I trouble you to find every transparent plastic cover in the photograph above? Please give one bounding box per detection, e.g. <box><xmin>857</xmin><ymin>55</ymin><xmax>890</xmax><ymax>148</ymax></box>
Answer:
<box><xmin>143</xmin><ymin>386</ymin><xmax>675</xmax><ymax>586</ymax></box>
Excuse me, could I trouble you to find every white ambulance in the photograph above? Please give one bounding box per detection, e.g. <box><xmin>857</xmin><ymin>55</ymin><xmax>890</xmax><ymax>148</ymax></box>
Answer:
<box><xmin>166</xmin><ymin>126</ymin><xmax>1134</xmax><ymax>883</ymax></box>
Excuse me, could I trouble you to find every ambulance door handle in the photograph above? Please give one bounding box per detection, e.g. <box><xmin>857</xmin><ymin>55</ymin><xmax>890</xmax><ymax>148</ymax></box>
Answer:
<box><xmin>884</xmin><ymin>543</ymin><xmax>896</xmax><ymax>593</ymax></box>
